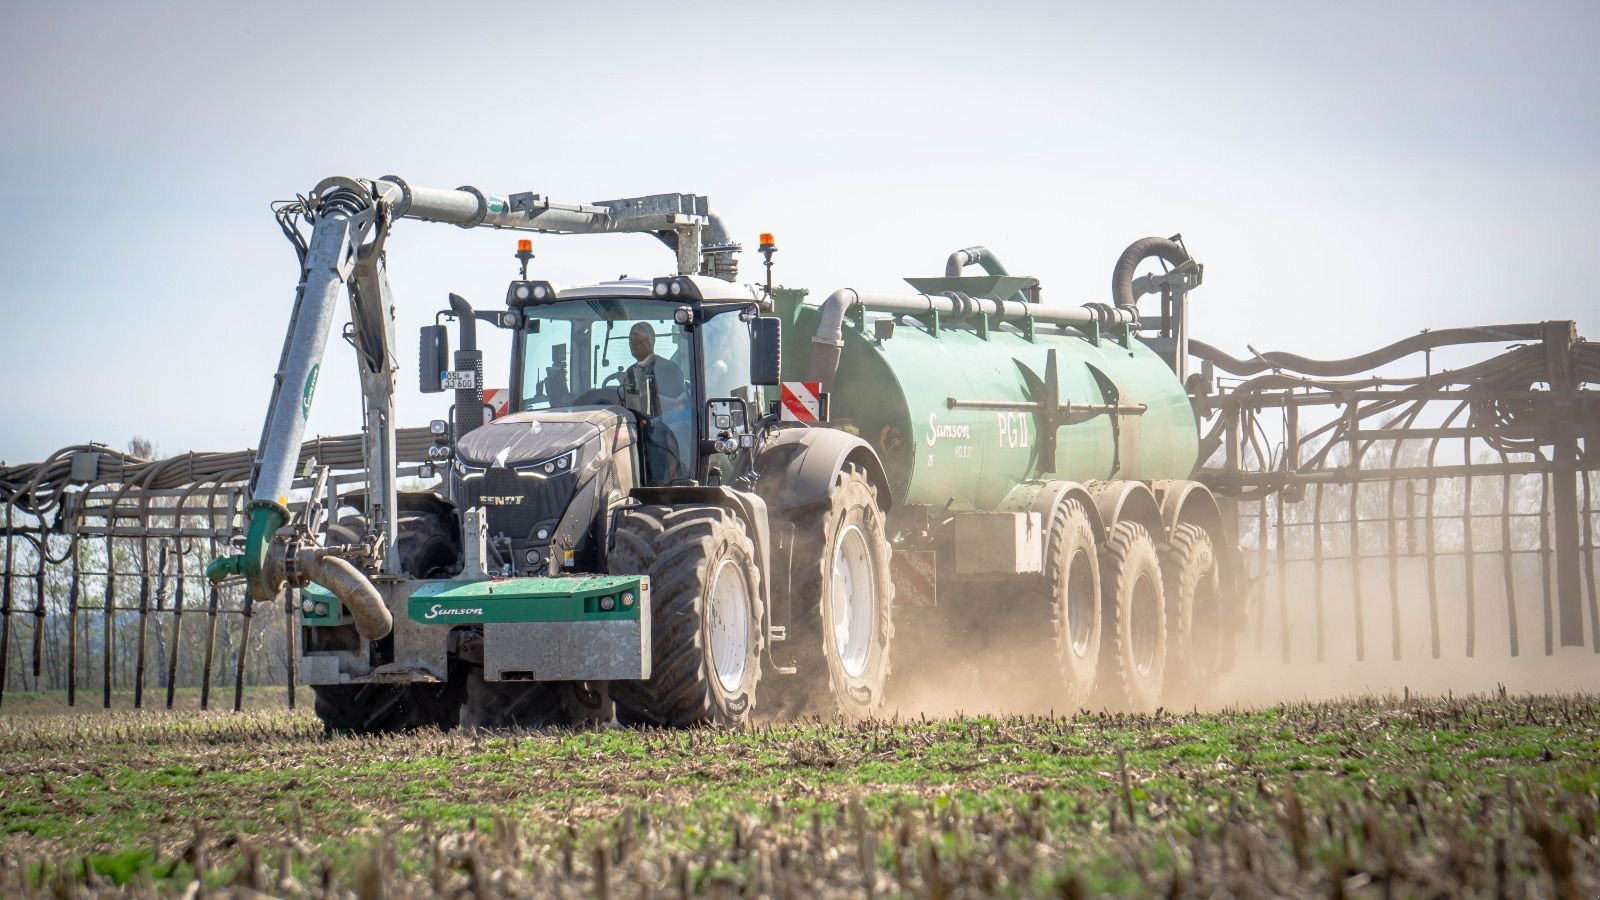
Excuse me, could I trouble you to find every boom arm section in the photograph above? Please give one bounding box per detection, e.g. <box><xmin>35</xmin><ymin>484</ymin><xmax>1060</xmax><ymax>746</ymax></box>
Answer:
<box><xmin>211</xmin><ymin>176</ymin><xmax>742</xmax><ymax>633</ymax></box>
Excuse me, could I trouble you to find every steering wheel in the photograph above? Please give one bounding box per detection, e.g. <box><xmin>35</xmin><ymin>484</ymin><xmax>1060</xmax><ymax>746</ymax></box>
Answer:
<box><xmin>571</xmin><ymin>387</ymin><xmax>621</xmax><ymax>407</ymax></box>
<box><xmin>601</xmin><ymin>369</ymin><xmax>626</xmax><ymax>389</ymax></box>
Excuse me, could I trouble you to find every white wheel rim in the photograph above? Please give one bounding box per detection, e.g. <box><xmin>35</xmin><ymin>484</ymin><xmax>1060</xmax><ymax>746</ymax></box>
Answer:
<box><xmin>830</xmin><ymin>524</ymin><xmax>876</xmax><ymax>679</ymax></box>
<box><xmin>708</xmin><ymin>558</ymin><xmax>750</xmax><ymax>693</ymax></box>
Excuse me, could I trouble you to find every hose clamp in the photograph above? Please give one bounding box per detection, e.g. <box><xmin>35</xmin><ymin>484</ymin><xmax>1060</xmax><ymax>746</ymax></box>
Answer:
<box><xmin>381</xmin><ymin>174</ymin><xmax>414</xmax><ymax>218</ymax></box>
<box><xmin>455</xmin><ymin>184</ymin><xmax>489</xmax><ymax>228</ymax></box>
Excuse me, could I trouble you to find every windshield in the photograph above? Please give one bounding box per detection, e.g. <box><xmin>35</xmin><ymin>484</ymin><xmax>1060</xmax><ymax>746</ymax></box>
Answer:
<box><xmin>520</xmin><ymin>298</ymin><xmax>696</xmax><ymax>483</ymax></box>
<box><xmin>520</xmin><ymin>299</ymin><xmax>690</xmax><ymax>411</ymax></box>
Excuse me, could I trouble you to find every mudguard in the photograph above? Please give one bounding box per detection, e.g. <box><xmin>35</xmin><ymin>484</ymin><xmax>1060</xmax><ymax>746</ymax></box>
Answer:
<box><xmin>627</xmin><ymin>485</ymin><xmax>775</xmax><ymax>631</ymax></box>
<box><xmin>1000</xmin><ymin>480</ymin><xmax>1107</xmax><ymax>545</ymax></box>
<box><xmin>756</xmin><ymin>426</ymin><xmax>892</xmax><ymax>515</ymax></box>
<box><xmin>1084</xmin><ymin>479</ymin><xmax>1164</xmax><ymax>541</ymax></box>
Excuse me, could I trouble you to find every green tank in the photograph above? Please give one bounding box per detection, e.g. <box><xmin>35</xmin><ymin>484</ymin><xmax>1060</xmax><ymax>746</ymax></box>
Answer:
<box><xmin>777</xmin><ymin>273</ymin><xmax>1199</xmax><ymax>513</ymax></box>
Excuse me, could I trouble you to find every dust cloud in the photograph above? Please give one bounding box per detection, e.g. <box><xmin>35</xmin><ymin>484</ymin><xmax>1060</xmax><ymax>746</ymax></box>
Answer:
<box><xmin>878</xmin><ymin>558</ymin><xmax>1599</xmax><ymax>719</ymax></box>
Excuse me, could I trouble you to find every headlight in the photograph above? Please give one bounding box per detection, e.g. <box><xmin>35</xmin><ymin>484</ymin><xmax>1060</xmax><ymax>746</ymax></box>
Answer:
<box><xmin>532</xmin><ymin>284</ymin><xmax>549</xmax><ymax>300</ymax></box>
<box><xmin>429</xmin><ymin>419</ymin><xmax>448</xmax><ymax>435</ymax></box>
<box><xmin>514</xmin><ymin>284</ymin><xmax>531</xmax><ymax>301</ymax></box>
<box><xmin>599</xmin><ymin>596</ymin><xmax>616</xmax><ymax>611</ymax></box>
<box><xmin>620</xmin><ymin>591</ymin><xmax>635</xmax><ymax>608</ymax></box>
<box><xmin>500</xmin><ymin>311</ymin><xmax>520</xmax><ymax>328</ymax></box>
<box><xmin>653</xmin><ymin>281</ymin><xmax>670</xmax><ymax>297</ymax></box>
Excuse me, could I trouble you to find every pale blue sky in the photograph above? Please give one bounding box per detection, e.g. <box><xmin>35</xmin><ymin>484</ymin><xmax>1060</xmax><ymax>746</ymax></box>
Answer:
<box><xmin>2</xmin><ymin>1</ymin><xmax>1596</xmax><ymax>462</ymax></box>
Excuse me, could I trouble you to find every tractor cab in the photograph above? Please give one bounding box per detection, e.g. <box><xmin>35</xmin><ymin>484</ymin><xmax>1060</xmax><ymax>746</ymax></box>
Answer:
<box><xmin>419</xmin><ymin>273</ymin><xmax>781</xmax><ymax>578</ymax></box>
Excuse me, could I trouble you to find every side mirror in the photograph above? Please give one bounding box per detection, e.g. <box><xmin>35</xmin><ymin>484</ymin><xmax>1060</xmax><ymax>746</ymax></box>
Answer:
<box><xmin>750</xmin><ymin>316</ymin><xmax>781</xmax><ymax>386</ymax></box>
<box><xmin>419</xmin><ymin>325</ymin><xmax>448</xmax><ymax>393</ymax></box>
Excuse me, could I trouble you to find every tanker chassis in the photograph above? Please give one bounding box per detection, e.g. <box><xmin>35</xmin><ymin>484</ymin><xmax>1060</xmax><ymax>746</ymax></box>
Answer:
<box><xmin>211</xmin><ymin>176</ymin><xmax>1235</xmax><ymax>731</ymax></box>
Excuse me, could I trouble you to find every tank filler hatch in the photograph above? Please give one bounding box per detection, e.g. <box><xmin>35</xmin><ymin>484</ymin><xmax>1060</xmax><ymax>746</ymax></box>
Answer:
<box><xmin>901</xmin><ymin>275</ymin><xmax>1039</xmax><ymax>301</ymax></box>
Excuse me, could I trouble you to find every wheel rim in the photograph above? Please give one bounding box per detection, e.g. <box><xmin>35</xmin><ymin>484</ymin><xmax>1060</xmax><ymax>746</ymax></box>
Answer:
<box><xmin>707</xmin><ymin>558</ymin><xmax>751</xmax><ymax>693</ymax></box>
<box><xmin>830</xmin><ymin>524</ymin><xmax>876</xmax><ymax>679</ymax></box>
<box><xmin>1066</xmin><ymin>549</ymin><xmax>1095</xmax><ymax>656</ymax></box>
<box><xmin>1130</xmin><ymin>570</ymin><xmax>1160</xmax><ymax>676</ymax></box>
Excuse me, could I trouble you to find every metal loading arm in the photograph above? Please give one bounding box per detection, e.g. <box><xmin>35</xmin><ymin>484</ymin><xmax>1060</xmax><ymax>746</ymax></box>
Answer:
<box><xmin>215</xmin><ymin>176</ymin><xmax>741</xmax><ymax>625</ymax></box>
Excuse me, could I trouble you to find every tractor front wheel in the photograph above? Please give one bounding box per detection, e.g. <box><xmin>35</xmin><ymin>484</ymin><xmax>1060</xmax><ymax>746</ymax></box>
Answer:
<box><xmin>608</xmin><ymin>505</ymin><xmax>763</xmax><ymax>727</ymax></box>
<box><xmin>780</xmin><ymin>465</ymin><xmax>894</xmax><ymax>720</ymax></box>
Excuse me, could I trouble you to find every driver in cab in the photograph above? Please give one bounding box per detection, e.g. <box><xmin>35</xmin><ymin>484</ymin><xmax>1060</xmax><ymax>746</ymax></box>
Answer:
<box><xmin>621</xmin><ymin>323</ymin><xmax>691</xmax><ymax>481</ymax></box>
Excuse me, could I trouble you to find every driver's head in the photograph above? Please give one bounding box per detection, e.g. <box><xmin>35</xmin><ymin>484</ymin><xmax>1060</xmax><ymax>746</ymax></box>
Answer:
<box><xmin>629</xmin><ymin>323</ymin><xmax>656</xmax><ymax>362</ymax></box>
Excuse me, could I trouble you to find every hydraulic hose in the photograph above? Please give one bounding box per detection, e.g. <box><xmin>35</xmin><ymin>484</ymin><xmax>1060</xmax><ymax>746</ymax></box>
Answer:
<box><xmin>299</xmin><ymin>551</ymin><xmax>392</xmax><ymax>640</ymax></box>
<box><xmin>945</xmin><ymin>246</ymin><xmax>1029</xmax><ymax>303</ymax></box>
<box><xmin>1111</xmin><ymin>237</ymin><xmax>1191</xmax><ymax>309</ymax></box>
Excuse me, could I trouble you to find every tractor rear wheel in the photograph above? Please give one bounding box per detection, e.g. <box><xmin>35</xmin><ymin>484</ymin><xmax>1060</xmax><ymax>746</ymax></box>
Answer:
<box><xmin>1047</xmin><ymin>498</ymin><xmax>1102</xmax><ymax>710</ymax></box>
<box><xmin>608</xmin><ymin>505</ymin><xmax>763</xmax><ymax>727</ymax></box>
<box><xmin>1095</xmin><ymin>521</ymin><xmax>1167</xmax><ymax>712</ymax></box>
<box><xmin>1160</xmin><ymin>523</ymin><xmax>1222</xmax><ymax>707</ymax></box>
<box><xmin>776</xmin><ymin>465</ymin><xmax>894</xmax><ymax>720</ymax></box>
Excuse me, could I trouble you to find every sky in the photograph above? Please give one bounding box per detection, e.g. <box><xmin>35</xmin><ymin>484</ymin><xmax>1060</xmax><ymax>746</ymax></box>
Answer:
<box><xmin>1</xmin><ymin>1</ymin><xmax>1597</xmax><ymax>463</ymax></box>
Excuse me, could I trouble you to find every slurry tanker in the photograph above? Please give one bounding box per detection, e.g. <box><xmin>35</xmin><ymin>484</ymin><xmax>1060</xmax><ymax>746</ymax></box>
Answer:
<box><xmin>197</xmin><ymin>176</ymin><xmax>1230</xmax><ymax>731</ymax></box>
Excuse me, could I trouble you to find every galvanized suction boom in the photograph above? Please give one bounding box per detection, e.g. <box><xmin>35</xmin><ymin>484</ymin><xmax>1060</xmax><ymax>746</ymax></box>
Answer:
<box><xmin>210</xmin><ymin>176</ymin><xmax>740</xmax><ymax>635</ymax></box>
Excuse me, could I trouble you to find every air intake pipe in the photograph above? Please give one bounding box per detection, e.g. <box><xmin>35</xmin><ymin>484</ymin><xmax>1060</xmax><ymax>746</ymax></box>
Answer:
<box><xmin>448</xmin><ymin>293</ymin><xmax>485</xmax><ymax>439</ymax></box>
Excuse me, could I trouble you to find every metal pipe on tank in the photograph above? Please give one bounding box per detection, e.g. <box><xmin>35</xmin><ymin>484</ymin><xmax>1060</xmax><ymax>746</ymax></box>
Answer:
<box><xmin>945</xmin><ymin>246</ymin><xmax>1029</xmax><ymax>303</ymax></box>
<box><xmin>807</xmin><ymin>288</ymin><xmax>1136</xmax><ymax>391</ymax></box>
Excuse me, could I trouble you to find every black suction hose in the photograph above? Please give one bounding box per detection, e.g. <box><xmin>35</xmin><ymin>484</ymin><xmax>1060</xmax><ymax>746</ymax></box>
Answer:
<box><xmin>1111</xmin><ymin>237</ymin><xmax>1191</xmax><ymax>309</ymax></box>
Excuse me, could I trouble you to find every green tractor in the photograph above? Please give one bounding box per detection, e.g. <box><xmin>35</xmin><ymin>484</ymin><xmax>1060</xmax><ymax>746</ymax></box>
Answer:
<box><xmin>213</xmin><ymin>176</ymin><xmax>1236</xmax><ymax>732</ymax></box>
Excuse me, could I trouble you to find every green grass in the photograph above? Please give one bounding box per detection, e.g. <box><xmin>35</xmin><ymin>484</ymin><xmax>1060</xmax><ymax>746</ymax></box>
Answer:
<box><xmin>0</xmin><ymin>693</ymin><xmax>1596</xmax><ymax>896</ymax></box>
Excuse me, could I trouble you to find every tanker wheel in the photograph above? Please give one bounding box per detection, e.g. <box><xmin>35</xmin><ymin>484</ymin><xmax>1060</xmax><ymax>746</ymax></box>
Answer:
<box><xmin>774</xmin><ymin>465</ymin><xmax>894</xmax><ymax>720</ymax></box>
<box><xmin>608</xmin><ymin>505</ymin><xmax>763</xmax><ymax>727</ymax></box>
<box><xmin>1160</xmin><ymin>523</ymin><xmax>1223</xmax><ymax>708</ymax></box>
<box><xmin>1046</xmin><ymin>498</ymin><xmax>1102</xmax><ymax>710</ymax></box>
<box><xmin>1095</xmin><ymin>520</ymin><xmax>1167</xmax><ymax>713</ymax></box>
<box><xmin>460</xmin><ymin>668</ymin><xmax>613</xmax><ymax>730</ymax></box>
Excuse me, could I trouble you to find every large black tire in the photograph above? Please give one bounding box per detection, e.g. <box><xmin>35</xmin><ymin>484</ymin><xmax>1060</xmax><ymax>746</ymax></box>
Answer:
<box><xmin>460</xmin><ymin>668</ymin><xmax>612</xmax><ymax>730</ymax></box>
<box><xmin>1047</xmin><ymin>498</ymin><xmax>1102</xmax><ymax>710</ymax></box>
<box><xmin>608</xmin><ymin>505</ymin><xmax>763</xmax><ymax>727</ymax></box>
<box><xmin>314</xmin><ymin>682</ymin><xmax>457</xmax><ymax>735</ymax></box>
<box><xmin>774</xmin><ymin>465</ymin><xmax>894</xmax><ymax>720</ymax></box>
<box><xmin>1160</xmin><ymin>523</ymin><xmax>1222</xmax><ymax>707</ymax></box>
<box><xmin>311</xmin><ymin>513</ymin><xmax>463</xmax><ymax>735</ymax></box>
<box><xmin>1095</xmin><ymin>521</ymin><xmax>1168</xmax><ymax>712</ymax></box>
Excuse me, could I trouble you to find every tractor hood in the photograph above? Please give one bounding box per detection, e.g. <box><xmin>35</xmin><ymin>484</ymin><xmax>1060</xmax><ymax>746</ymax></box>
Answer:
<box><xmin>450</xmin><ymin>407</ymin><xmax>638</xmax><ymax>576</ymax></box>
<box><xmin>455</xmin><ymin>408</ymin><xmax>628</xmax><ymax>471</ymax></box>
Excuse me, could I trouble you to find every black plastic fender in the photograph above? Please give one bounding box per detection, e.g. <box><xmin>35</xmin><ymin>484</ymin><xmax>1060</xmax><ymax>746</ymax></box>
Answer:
<box><xmin>1000</xmin><ymin>480</ymin><xmax>1107</xmax><ymax>548</ymax></box>
<box><xmin>756</xmin><ymin>427</ymin><xmax>892</xmax><ymax>515</ymax></box>
<box><xmin>626</xmin><ymin>485</ymin><xmax>775</xmax><ymax>635</ymax></box>
<box><xmin>1084</xmin><ymin>479</ymin><xmax>1164</xmax><ymax>543</ymax></box>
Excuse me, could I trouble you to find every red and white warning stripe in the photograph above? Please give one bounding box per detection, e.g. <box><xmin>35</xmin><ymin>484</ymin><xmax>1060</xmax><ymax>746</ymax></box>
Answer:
<box><xmin>779</xmin><ymin>382</ymin><xmax>822</xmax><ymax>423</ymax></box>
<box><xmin>482</xmin><ymin>387</ymin><xmax>510</xmax><ymax>421</ymax></box>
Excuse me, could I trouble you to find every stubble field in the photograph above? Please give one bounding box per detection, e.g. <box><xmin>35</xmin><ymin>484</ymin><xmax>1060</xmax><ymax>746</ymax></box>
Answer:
<box><xmin>0</xmin><ymin>691</ymin><xmax>1596</xmax><ymax>897</ymax></box>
